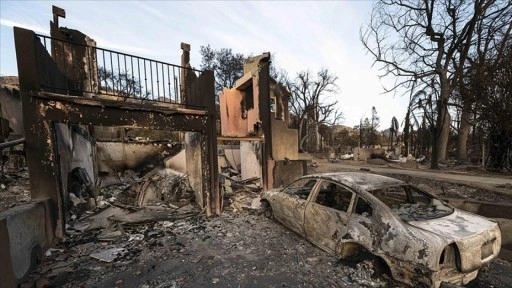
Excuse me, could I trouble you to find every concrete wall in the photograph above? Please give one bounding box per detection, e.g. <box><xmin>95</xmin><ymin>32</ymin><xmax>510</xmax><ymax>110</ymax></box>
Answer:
<box><xmin>165</xmin><ymin>149</ymin><xmax>187</xmax><ymax>174</ymax></box>
<box><xmin>240</xmin><ymin>141</ymin><xmax>263</xmax><ymax>185</ymax></box>
<box><xmin>219</xmin><ymin>88</ymin><xmax>249</xmax><ymax>137</ymax></box>
<box><xmin>271</xmin><ymin>117</ymin><xmax>298</xmax><ymax>161</ymax></box>
<box><xmin>272</xmin><ymin>160</ymin><xmax>306</xmax><ymax>188</ymax></box>
<box><xmin>97</xmin><ymin>142</ymin><xmax>179</xmax><ymax>173</ymax></box>
<box><xmin>185</xmin><ymin>132</ymin><xmax>203</xmax><ymax>207</ymax></box>
<box><xmin>166</xmin><ymin>146</ymin><xmax>242</xmax><ymax>176</ymax></box>
<box><xmin>51</xmin><ymin>27</ymin><xmax>98</xmax><ymax>96</ymax></box>
<box><xmin>0</xmin><ymin>200</ymin><xmax>54</xmax><ymax>287</ymax></box>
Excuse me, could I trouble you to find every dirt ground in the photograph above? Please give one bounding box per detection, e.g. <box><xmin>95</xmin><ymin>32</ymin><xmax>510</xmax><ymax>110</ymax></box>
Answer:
<box><xmin>4</xmin><ymin>160</ymin><xmax>512</xmax><ymax>288</ymax></box>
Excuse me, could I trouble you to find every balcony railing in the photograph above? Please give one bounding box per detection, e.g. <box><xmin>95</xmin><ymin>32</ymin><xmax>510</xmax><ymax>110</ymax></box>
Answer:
<box><xmin>36</xmin><ymin>34</ymin><xmax>202</xmax><ymax>105</ymax></box>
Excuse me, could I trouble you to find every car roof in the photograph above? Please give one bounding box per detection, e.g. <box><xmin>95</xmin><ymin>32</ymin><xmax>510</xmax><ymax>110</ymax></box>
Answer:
<box><xmin>304</xmin><ymin>172</ymin><xmax>405</xmax><ymax>191</ymax></box>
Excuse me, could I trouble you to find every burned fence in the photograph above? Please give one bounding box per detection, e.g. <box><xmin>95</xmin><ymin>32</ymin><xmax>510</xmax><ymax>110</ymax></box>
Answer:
<box><xmin>35</xmin><ymin>33</ymin><xmax>203</xmax><ymax>105</ymax></box>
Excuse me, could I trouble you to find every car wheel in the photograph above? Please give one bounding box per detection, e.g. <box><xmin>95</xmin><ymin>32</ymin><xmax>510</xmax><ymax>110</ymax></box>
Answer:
<box><xmin>261</xmin><ymin>201</ymin><xmax>274</xmax><ymax>219</ymax></box>
<box><xmin>341</xmin><ymin>249</ymin><xmax>395</xmax><ymax>285</ymax></box>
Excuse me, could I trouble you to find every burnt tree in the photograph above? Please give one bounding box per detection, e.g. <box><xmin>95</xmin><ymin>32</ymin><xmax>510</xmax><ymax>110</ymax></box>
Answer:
<box><xmin>361</xmin><ymin>0</ymin><xmax>510</xmax><ymax>169</ymax></box>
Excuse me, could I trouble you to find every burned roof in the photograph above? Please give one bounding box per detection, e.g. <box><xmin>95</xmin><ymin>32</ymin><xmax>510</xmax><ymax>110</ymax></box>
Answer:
<box><xmin>306</xmin><ymin>172</ymin><xmax>405</xmax><ymax>191</ymax></box>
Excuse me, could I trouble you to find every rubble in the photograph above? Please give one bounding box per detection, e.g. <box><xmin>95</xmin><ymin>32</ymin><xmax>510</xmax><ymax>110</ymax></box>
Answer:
<box><xmin>116</xmin><ymin>168</ymin><xmax>194</xmax><ymax>207</ymax></box>
<box><xmin>339</xmin><ymin>153</ymin><xmax>354</xmax><ymax>160</ymax></box>
<box><xmin>308</xmin><ymin>161</ymin><xmax>319</xmax><ymax>168</ymax></box>
<box><xmin>0</xmin><ymin>167</ymin><xmax>30</xmax><ymax>212</ymax></box>
<box><xmin>5</xmin><ymin>166</ymin><xmax>510</xmax><ymax>287</ymax></box>
<box><xmin>90</xmin><ymin>248</ymin><xmax>128</xmax><ymax>263</ymax></box>
<box><xmin>20</xmin><ymin>206</ymin><xmax>399</xmax><ymax>287</ymax></box>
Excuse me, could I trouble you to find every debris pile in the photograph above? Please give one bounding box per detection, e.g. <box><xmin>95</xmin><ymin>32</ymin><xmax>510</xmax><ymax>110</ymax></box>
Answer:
<box><xmin>4</xmin><ymin>155</ymin><xmax>510</xmax><ymax>287</ymax></box>
<box><xmin>0</xmin><ymin>167</ymin><xmax>30</xmax><ymax>212</ymax></box>
<box><xmin>63</xmin><ymin>166</ymin><xmax>198</xmax><ymax>241</ymax></box>
<box><xmin>339</xmin><ymin>153</ymin><xmax>354</xmax><ymax>160</ymax></box>
<box><xmin>14</xmin><ymin>166</ymin><xmax>201</xmax><ymax>286</ymax></box>
<box><xmin>23</xmin><ymin>206</ymin><xmax>202</xmax><ymax>287</ymax></box>
<box><xmin>66</xmin><ymin>167</ymin><xmax>195</xmax><ymax>222</ymax></box>
<box><xmin>117</xmin><ymin>168</ymin><xmax>193</xmax><ymax>207</ymax></box>
<box><xmin>22</xmin><ymin>207</ymin><xmax>397</xmax><ymax>287</ymax></box>
<box><xmin>342</xmin><ymin>260</ymin><xmax>388</xmax><ymax>287</ymax></box>
<box><xmin>220</xmin><ymin>161</ymin><xmax>263</xmax><ymax>213</ymax></box>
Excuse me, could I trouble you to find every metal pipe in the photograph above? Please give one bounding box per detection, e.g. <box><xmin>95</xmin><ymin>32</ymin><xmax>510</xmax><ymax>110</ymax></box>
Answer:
<box><xmin>0</xmin><ymin>138</ymin><xmax>25</xmax><ymax>149</ymax></box>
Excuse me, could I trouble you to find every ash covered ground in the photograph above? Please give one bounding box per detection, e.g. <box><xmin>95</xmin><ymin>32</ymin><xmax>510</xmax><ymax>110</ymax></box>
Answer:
<box><xmin>20</xmin><ymin>204</ymin><xmax>512</xmax><ymax>288</ymax></box>
<box><xmin>2</xmin><ymin>161</ymin><xmax>511</xmax><ymax>288</ymax></box>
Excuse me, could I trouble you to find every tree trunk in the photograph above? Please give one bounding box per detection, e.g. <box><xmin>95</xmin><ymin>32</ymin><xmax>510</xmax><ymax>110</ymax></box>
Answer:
<box><xmin>313</xmin><ymin>122</ymin><xmax>320</xmax><ymax>152</ymax></box>
<box><xmin>300</xmin><ymin>133</ymin><xmax>314</xmax><ymax>152</ymax></box>
<box><xmin>298</xmin><ymin>117</ymin><xmax>306</xmax><ymax>152</ymax></box>
<box><xmin>435</xmin><ymin>81</ymin><xmax>451</xmax><ymax>164</ymax></box>
<box><xmin>437</xmin><ymin>109</ymin><xmax>451</xmax><ymax>162</ymax></box>
<box><xmin>404</xmin><ymin>111</ymin><xmax>410</xmax><ymax>156</ymax></box>
<box><xmin>456</xmin><ymin>101</ymin><xmax>472</xmax><ymax>162</ymax></box>
<box><xmin>431</xmin><ymin>128</ymin><xmax>439</xmax><ymax>169</ymax></box>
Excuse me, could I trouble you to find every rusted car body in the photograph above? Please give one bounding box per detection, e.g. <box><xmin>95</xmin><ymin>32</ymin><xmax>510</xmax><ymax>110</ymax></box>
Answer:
<box><xmin>261</xmin><ymin>172</ymin><xmax>501</xmax><ymax>287</ymax></box>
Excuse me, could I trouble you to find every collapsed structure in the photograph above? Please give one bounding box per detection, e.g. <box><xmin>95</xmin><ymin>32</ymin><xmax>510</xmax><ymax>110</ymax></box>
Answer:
<box><xmin>0</xmin><ymin>5</ymin><xmax>308</xmax><ymax>286</ymax></box>
<box><xmin>1</xmin><ymin>6</ymin><xmax>221</xmax><ymax>286</ymax></box>
<box><xmin>219</xmin><ymin>53</ymin><xmax>305</xmax><ymax>189</ymax></box>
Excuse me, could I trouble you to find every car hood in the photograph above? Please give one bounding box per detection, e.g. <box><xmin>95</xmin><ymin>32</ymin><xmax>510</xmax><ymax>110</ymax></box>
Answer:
<box><xmin>407</xmin><ymin>209</ymin><xmax>498</xmax><ymax>241</ymax></box>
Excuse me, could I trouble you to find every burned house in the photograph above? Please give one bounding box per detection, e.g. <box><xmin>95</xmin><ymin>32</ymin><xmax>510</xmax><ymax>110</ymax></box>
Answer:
<box><xmin>0</xmin><ymin>3</ymin><xmax>311</xmax><ymax>285</ymax></box>
<box><xmin>219</xmin><ymin>53</ymin><xmax>306</xmax><ymax>190</ymax></box>
<box><xmin>0</xmin><ymin>6</ymin><xmax>219</xmax><ymax>286</ymax></box>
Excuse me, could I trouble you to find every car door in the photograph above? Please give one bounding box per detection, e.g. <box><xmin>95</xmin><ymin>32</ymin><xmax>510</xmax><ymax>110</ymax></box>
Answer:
<box><xmin>303</xmin><ymin>180</ymin><xmax>355</xmax><ymax>254</ymax></box>
<box><xmin>272</xmin><ymin>177</ymin><xmax>318</xmax><ymax>236</ymax></box>
<box><xmin>343</xmin><ymin>195</ymin><xmax>375</xmax><ymax>254</ymax></box>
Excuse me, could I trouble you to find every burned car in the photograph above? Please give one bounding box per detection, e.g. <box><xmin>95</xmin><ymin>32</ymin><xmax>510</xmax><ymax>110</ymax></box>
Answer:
<box><xmin>260</xmin><ymin>172</ymin><xmax>501</xmax><ymax>287</ymax></box>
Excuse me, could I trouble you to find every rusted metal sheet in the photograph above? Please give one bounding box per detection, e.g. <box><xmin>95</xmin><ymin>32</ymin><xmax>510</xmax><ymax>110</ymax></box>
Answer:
<box><xmin>262</xmin><ymin>172</ymin><xmax>502</xmax><ymax>287</ymax></box>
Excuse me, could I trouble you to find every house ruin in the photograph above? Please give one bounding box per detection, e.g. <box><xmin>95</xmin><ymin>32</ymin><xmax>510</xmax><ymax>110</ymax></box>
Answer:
<box><xmin>1</xmin><ymin>6</ymin><xmax>219</xmax><ymax>286</ymax></box>
<box><xmin>219</xmin><ymin>53</ymin><xmax>305</xmax><ymax>189</ymax></box>
<box><xmin>0</xmin><ymin>5</ymin><xmax>308</xmax><ymax>286</ymax></box>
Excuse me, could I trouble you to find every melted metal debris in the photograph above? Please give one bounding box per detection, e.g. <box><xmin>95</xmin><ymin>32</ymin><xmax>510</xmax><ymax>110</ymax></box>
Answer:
<box><xmin>392</xmin><ymin>202</ymin><xmax>452</xmax><ymax>222</ymax></box>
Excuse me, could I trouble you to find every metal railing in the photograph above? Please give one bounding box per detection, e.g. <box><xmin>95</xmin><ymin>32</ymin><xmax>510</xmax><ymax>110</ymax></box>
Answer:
<box><xmin>36</xmin><ymin>34</ymin><xmax>202</xmax><ymax>105</ymax></box>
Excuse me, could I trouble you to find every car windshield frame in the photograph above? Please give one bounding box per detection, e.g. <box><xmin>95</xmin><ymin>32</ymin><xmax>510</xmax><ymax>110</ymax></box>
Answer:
<box><xmin>281</xmin><ymin>177</ymin><xmax>318</xmax><ymax>200</ymax></box>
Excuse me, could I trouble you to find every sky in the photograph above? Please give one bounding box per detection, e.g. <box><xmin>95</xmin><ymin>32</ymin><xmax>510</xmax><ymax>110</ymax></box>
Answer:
<box><xmin>0</xmin><ymin>0</ymin><xmax>409</xmax><ymax>129</ymax></box>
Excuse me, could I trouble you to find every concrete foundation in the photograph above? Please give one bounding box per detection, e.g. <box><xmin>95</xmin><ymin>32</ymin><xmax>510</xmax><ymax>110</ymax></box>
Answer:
<box><xmin>0</xmin><ymin>200</ymin><xmax>55</xmax><ymax>287</ymax></box>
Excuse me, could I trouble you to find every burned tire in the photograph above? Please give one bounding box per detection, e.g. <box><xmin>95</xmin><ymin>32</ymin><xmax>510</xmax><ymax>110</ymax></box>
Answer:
<box><xmin>340</xmin><ymin>249</ymin><xmax>395</xmax><ymax>286</ymax></box>
<box><xmin>261</xmin><ymin>201</ymin><xmax>274</xmax><ymax>219</ymax></box>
